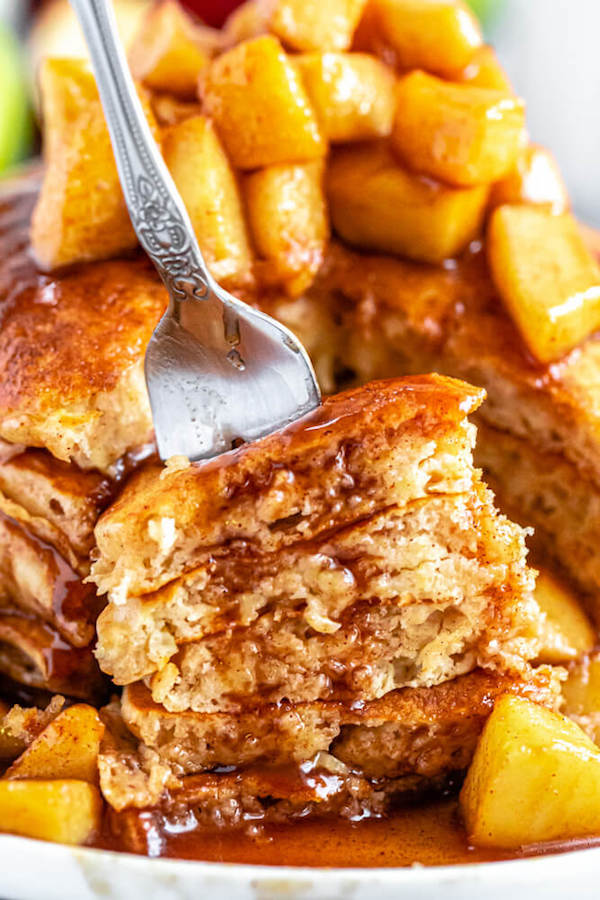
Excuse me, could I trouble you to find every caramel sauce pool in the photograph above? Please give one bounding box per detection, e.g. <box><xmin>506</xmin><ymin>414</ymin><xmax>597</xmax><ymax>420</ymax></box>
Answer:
<box><xmin>96</xmin><ymin>797</ymin><xmax>600</xmax><ymax>867</ymax></box>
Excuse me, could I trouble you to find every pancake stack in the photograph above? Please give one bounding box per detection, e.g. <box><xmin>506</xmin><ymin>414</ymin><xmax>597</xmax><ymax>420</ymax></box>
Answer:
<box><xmin>263</xmin><ymin>235</ymin><xmax>600</xmax><ymax>628</ymax></box>
<box><xmin>0</xmin><ymin>182</ymin><xmax>164</xmax><ymax>700</ymax></box>
<box><xmin>91</xmin><ymin>375</ymin><xmax>555</xmax><ymax>828</ymax></box>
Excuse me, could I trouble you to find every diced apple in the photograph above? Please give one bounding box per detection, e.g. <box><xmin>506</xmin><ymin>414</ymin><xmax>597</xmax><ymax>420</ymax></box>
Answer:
<box><xmin>162</xmin><ymin>115</ymin><xmax>253</xmax><ymax>287</ymax></box>
<box><xmin>456</xmin><ymin>45</ymin><xmax>512</xmax><ymax>92</ymax></box>
<box><xmin>460</xmin><ymin>694</ymin><xmax>600</xmax><ymax>848</ymax></box>
<box><xmin>488</xmin><ymin>205</ymin><xmax>600</xmax><ymax>363</ymax></box>
<box><xmin>245</xmin><ymin>160</ymin><xmax>328</xmax><ymax>295</ymax></box>
<box><xmin>264</xmin><ymin>0</ymin><xmax>367</xmax><ymax>51</ymax></box>
<box><xmin>294</xmin><ymin>52</ymin><xmax>395</xmax><ymax>142</ymax></box>
<box><xmin>0</xmin><ymin>780</ymin><xmax>102</xmax><ymax>845</ymax></box>
<box><xmin>200</xmin><ymin>35</ymin><xmax>325</xmax><ymax>169</ymax></box>
<box><xmin>392</xmin><ymin>71</ymin><xmax>526</xmax><ymax>187</ymax></box>
<box><xmin>30</xmin><ymin>57</ymin><xmax>159</xmax><ymax>271</ymax></box>
<box><xmin>489</xmin><ymin>144</ymin><xmax>569</xmax><ymax>213</ymax></box>
<box><xmin>5</xmin><ymin>705</ymin><xmax>104</xmax><ymax>784</ymax></box>
<box><xmin>326</xmin><ymin>142</ymin><xmax>487</xmax><ymax>264</ymax></box>
<box><xmin>129</xmin><ymin>0</ymin><xmax>220</xmax><ymax>98</ymax></box>
<box><xmin>535</xmin><ymin>570</ymin><xmax>595</xmax><ymax>665</ymax></box>
<box><xmin>371</xmin><ymin>0</ymin><xmax>482</xmax><ymax>77</ymax></box>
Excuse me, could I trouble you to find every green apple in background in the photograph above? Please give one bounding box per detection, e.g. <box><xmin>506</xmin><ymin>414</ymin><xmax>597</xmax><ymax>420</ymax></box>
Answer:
<box><xmin>466</xmin><ymin>0</ymin><xmax>504</xmax><ymax>28</ymax></box>
<box><xmin>0</xmin><ymin>22</ymin><xmax>31</xmax><ymax>173</ymax></box>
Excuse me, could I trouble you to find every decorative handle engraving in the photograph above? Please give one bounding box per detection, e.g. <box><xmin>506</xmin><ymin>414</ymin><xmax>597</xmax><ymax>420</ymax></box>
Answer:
<box><xmin>70</xmin><ymin>0</ymin><xmax>211</xmax><ymax>302</ymax></box>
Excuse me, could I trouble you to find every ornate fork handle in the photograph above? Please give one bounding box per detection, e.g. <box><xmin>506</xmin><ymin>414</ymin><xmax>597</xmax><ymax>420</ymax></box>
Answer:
<box><xmin>70</xmin><ymin>0</ymin><xmax>211</xmax><ymax>302</ymax></box>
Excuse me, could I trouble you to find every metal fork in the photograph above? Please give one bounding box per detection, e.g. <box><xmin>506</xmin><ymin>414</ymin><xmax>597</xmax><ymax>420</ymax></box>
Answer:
<box><xmin>70</xmin><ymin>0</ymin><xmax>321</xmax><ymax>461</ymax></box>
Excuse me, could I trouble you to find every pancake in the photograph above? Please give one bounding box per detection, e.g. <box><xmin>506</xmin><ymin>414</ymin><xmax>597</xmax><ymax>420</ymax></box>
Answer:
<box><xmin>264</xmin><ymin>237</ymin><xmax>600</xmax><ymax>620</ymax></box>
<box><xmin>0</xmin><ymin>610</ymin><xmax>105</xmax><ymax>700</ymax></box>
<box><xmin>0</xmin><ymin>182</ymin><xmax>160</xmax><ymax>694</ymax></box>
<box><xmin>101</xmin><ymin>666</ymin><xmax>560</xmax><ymax>846</ymax></box>
<box><xmin>121</xmin><ymin>667</ymin><xmax>560</xmax><ymax>776</ymax></box>
<box><xmin>0</xmin><ymin>184</ymin><xmax>165</xmax><ymax>474</ymax></box>
<box><xmin>96</xmin><ymin>489</ymin><xmax>536</xmax><ymax>693</ymax></box>
<box><xmin>0</xmin><ymin>449</ymin><xmax>113</xmax><ymax>558</ymax></box>
<box><xmin>476</xmin><ymin>423</ymin><xmax>600</xmax><ymax>612</ymax></box>
<box><xmin>0</xmin><ymin>509</ymin><xmax>100</xmax><ymax>646</ymax></box>
<box><xmin>92</xmin><ymin>376</ymin><xmax>541</xmax><ymax>712</ymax></box>
<box><xmin>92</xmin><ymin>374</ymin><xmax>486</xmax><ymax>599</ymax></box>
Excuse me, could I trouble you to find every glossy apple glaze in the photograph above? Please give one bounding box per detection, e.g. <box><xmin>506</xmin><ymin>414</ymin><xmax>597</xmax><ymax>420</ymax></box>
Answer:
<box><xmin>95</xmin><ymin>794</ymin><xmax>600</xmax><ymax>867</ymax></box>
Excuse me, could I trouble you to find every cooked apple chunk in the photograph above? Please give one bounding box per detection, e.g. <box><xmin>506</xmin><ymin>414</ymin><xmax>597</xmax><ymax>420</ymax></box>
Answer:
<box><xmin>327</xmin><ymin>142</ymin><xmax>487</xmax><ymax>263</ymax></box>
<box><xmin>0</xmin><ymin>780</ymin><xmax>102</xmax><ymax>845</ymax></box>
<box><xmin>371</xmin><ymin>0</ymin><xmax>482</xmax><ymax>77</ymax></box>
<box><xmin>460</xmin><ymin>695</ymin><xmax>600</xmax><ymax>848</ymax></box>
<box><xmin>162</xmin><ymin>115</ymin><xmax>253</xmax><ymax>287</ymax></box>
<box><xmin>245</xmin><ymin>161</ymin><xmax>328</xmax><ymax>295</ymax></box>
<box><xmin>201</xmin><ymin>35</ymin><xmax>325</xmax><ymax>170</ymax></box>
<box><xmin>456</xmin><ymin>45</ymin><xmax>512</xmax><ymax>92</ymax></box>
<box><xmin>392</xmin><ymin>71</ymin><xmax>526</xmax><ymax>187</ymax></box>
<box><xmin>129</xmin><ymin>0</ymin><xmax>220</xmax><ymax>97</ymax></box>
<box><xmin>534</xmin><ymin>570</ymin><xmax>595</xmax><ymax>665</ymax></box>
<box><xmin>294</xmin><ymin>52</ymin><xmax>395</xmax><ymax>142</ymax></box>
<box><xmin>488</xmin><ymin>206</ymin><xmax>600</xmax><ymax>363</ymax></box>
<box><xmin>31</xmin><ymin>58</ymin><xmax>158</xmax><ymax>271</ymax></box>
<box><xmin>5</xmin><ymin>705</ymin><xmax>104</xmax><ymax>784</ymax></box>
<box><xmin>264</xmin><ymin>0</ymin><xmax>367</xmax><ymax>51</ymax></box>
<box><xmin>489</xmin><ymin>144</ymin><xmax>569</xmax><ymax>213</ymax></box>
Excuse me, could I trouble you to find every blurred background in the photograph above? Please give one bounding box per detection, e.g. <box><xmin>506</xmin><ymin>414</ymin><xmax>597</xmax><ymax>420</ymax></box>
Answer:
<box><xmin>0</xmin><ymin>0</ymin><xmax>598</xmax><ymax>225</ymax></box>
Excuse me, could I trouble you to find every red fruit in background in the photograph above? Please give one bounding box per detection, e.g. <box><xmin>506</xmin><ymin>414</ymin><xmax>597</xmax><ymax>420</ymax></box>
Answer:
<box><xmin>180</xmin><ymin>0</ymin><xmax>243</xmax><ymax>27</ymax></box>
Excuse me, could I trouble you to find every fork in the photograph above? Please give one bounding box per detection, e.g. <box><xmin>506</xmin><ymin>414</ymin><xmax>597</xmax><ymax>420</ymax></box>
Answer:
<box><xmin>69</xmin><ymin>0</ymin><xmax>321</xmax><ymax>461</ymax></box>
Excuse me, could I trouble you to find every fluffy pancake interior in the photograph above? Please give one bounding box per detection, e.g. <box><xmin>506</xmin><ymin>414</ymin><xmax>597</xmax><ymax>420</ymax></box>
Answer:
<box><xmin>92</xmin><ymin>376</ymin><xmax>484</xmax><ymax>601</ymax></box>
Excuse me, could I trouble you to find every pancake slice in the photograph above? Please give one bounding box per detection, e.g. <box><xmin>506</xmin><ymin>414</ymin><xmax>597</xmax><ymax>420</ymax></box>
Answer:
<box><xmin>0</xmin><ymin>610</ymin><xmax>105</xmax><ymax>700</ymax></box>
<box><xmin>92</xmin><ymin>375</ymin><xmax>486</xmax><ymax>600</ymax></box>
<box><xmin>266</xmin><ymin>237</ymin><xmax>600</xmax><ymax>620</ymax></box>
<box><xmin>120</xmin><ymin>667</ymin><xmax>560</xmax><ymax>777</ymax></box>
<box><xmin>92</xmin><ymin>376</ymin><xmax>541</xmax><ymax>715</ymax></box>
<box><xmin>97</xmin><ymin>488</ymin><xmax>536</xmax><ymax>693</ymax></box>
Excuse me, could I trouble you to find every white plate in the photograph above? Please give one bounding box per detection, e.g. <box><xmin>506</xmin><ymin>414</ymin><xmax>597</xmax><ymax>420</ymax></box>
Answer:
<box><xmin>0</xmin><ymin>836</ymin><xmax>599</xmax><ymax>900</ymax></box>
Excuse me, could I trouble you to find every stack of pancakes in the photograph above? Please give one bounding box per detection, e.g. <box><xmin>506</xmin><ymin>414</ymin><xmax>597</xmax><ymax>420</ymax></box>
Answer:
<box><xmin>0</xmin><ymin>178</ymin><xmax>563</xmax><ymax>836</ymax></box>
<box><xmin>91</xmin><ymin>376</ymin><xmax>556</xmax><ymax>828</ymax></box>
<box><xmin>0</xmin><ymin>181</ymin><xmax>164</xmax><ymax>700</ymax></box>
<box><xmin>265</xmin><ymin>235</ymin><xmax>600</xmax><ymax>626</ymax></box>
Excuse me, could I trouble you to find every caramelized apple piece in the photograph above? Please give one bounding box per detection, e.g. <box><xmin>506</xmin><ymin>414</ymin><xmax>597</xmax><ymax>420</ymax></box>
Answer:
<box><xmin>392</xmin><ymin>71</ymin><xmax>526</xmax><ymax>187</ymax></box>
<box><xmin>264</xmin><ymin>0</ymin><xmax>367</xmax><ymax>51</ymax></box>
<box><xmin>0</xmin><ymin>780</ymin><xmax>102</xmax><ymax>845</ymax></box>
<box><xmin>201</xmin><ymin>35</ymin><xmax>325</xmax><ymax>169</ymax></box>
<box><xmin>535</xmin><ymin>570</ymin><xmax>595</xmax><ymax>665</ymax></box>
<box><xmin>372</xmin><ymin>0</ymin><xmax>482</xmax><ymax>76</ymax></box>
<box><xmin>5</xmin><ymin>705</ymin><xmax>104</xmax><ymax>784</ymax></box>
<box><xmin>457</xmin><ymin>45</ymin><xmax>512</xmax><ymax>92</ymax></box>
<box><xmin>327</xmin><ymin>142</ymin><xmax>487</xmax><ymax>264</ymax></box>
<box><xmin>245</xmin><ymin>161</ymin><xmax>328</xmax><ymax>295</ymax></box>
<box><xmin>162</xmin><ymin>115</ymin><xmax>253</xmax><ymax>287</ymax></box>
<box><xmin>460</xmin><ymin>695</ymin><xmax>600</xmax><ymax>848</ymax></box>
<box><xmin>489</xmin><ymin>144</ymin><xmax>569</xmax><ymax>213</ymax></box>
<box><xmin>129</xmin><ymin>0</ymin><xmax>220</xmax><ymax>98</ymax></box>
<box><xmin>294</xmin><ymin>52</ymin><xmax>395</xmax><ymax>142</ymax></box>
<box><xmin>31</xmin><ymin>58</ymin><xmax>158</xmax><ymax>270</ymax></box>
<box><xmin>488</xmin><ymin>206</ymin><xmax>600</xmax><ymax>363</ymax></box>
